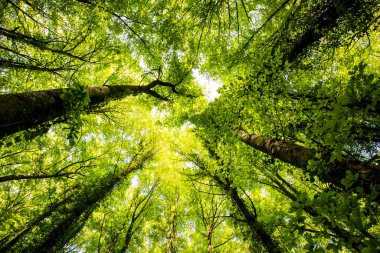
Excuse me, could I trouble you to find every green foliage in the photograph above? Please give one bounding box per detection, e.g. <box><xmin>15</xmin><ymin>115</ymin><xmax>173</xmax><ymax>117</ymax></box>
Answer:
<box><xmin>1</xmin><ymin>0</ymin><xmax>380</xmax><ymax>252</ymax></box>
<box><xmin>60</xmin><ymin>81</ymin><xmax>90</xmax><ymax>144</ymax></box>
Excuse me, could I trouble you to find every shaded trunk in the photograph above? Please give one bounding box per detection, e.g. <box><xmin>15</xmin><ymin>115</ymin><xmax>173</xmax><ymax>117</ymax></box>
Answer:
<box><xmin>281</xmin><ymin>0</ymin><xmax>376</xmax><ymax>62</ymax></box>
<box><xmin>120</xmin><ymin>226</ymin><xmax>133</xmax><ymax>253</ymax></box>
<box><xmin>0</xmin><ymin>193</ymin><xmax>75</xmax><ymax>251</ymax></box>
<box><xmin>207</xmin><ymin>229</ymin><xmax>213</xmax><ymax>253</ymax></box>
<box><xmin>1</xmin><ymin>151</ymin><xmax>153</xmax><ymax>252</ymax></box>
<box><xmin>231</xmin><ymin>188</ymin><xmax>281</xmax><ymax>253</ymax></box>
<box><xmin>237</xmin><ymin>127</ymin><xmax>380</xmax><ymax>193</ymax></box>
<box><xmin>212</xmin><ymin>176</ymin><xmax>282</xmax><ymax>253</ymax></box>
<box><xmin>0</xmin><ymin>80</ymin><xmax>173</xmax><ymax>138</ymax></box>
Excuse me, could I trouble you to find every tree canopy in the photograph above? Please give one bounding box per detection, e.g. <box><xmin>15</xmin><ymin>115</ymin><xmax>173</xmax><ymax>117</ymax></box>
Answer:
<box><xmin>0</xmin><ymin>0</ymin><xmax>379</xmax><ymax>252</ymax></box>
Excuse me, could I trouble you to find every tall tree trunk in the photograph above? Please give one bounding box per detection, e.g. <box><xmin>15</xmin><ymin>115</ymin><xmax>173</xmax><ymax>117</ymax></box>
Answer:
<box><xmin>278</xmin><ymin>0</ymin><xmax>376</xmax><ymax>62</ymax></box>
<box><xmin>0</xmin><ymin>193</ymin><xmax>75</xmax><ymax>251</ymax></box>
<box><xmin>207</xmin><ymin>229</ymin><xmax>213</xmax><ymax>253</ymax></box>
<box><xmin>119</xmin><ymin>181</ymin><xmax>158</xmax><ymax>252</ymax></box>
<box><xmin>166</xmin><ymin>212</ymin><xmax>178</xmax><ymax>253</ymax></box>
<box><xmin>120</xmin><ymin>226</ymin><xmax>133</xmax><ymax>253</ymax></box>
<box><xmin>0</xmin><ymin>80</ymin><xmax>176</xmax><ymax>138</ymax></box>
<box><xmin>230</xmin><ymin>187</ymin><xmax>281</xmax><ymax>253</ymax></box>
<box><xmin>1</xmin><ymin>149</ymin><xmax>154</xmax><ymax>252</ymax></box>
<box><xmin>33</xmin><ymin>160</ymin><xmax>147</xmax><ymax>253</ymax></box>
<box><xmin>212</xmin><ymin>175</ymin><xmax>282</xmax><ymax>253</ymax></box>
<box><xmin>237</xmin><ymin>127</ymin><xmax>380</xmax><ymax>193</ymax></box>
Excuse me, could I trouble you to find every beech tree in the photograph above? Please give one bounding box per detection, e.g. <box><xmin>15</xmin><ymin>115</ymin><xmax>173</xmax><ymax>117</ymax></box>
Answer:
<box><xmin>0</xmin><ymin>0</ymin><xmax>379</xmax><ymax>252</ymax></box>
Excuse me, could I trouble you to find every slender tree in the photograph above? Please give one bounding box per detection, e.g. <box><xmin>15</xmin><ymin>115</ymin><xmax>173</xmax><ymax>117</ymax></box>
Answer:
<box><xmin>0</xmin><ymin>142</ymin><xmax>156</xmax><ymax>252</ymax></box>
<box><xmin>119</xmin><ymin>180</ymin><xmax>159</xmax><ymax>252</ymax></box>
<box><xmin>184</xmin><ymin>152</ymin><xmax>283</xmax><ymax>253</ymax></box>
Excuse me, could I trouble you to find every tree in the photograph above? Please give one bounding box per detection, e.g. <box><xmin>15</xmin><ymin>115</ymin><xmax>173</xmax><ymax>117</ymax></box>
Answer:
<box><xmin>182</xmin><ymin>150</ymin><xmax>283</xmax><ymax>253</ymax></box>
<box><xmin>192</xmin><ymin>189</ymin><xmax>230</xmax><ymax>253</ymax></box>
<box><xmin>0</xmin><ymin>139</ymin><xmax>156</xmax><ymax>252</ymax></box>
<box><xmin>237</xmin><ymin>127</ymin><xmax>380</xmax><ymax>193</ymax></box>
<box><xmin>0</xmin><ymin>79</ymin><xmax>188</xmax><ymax>138</ymax></box>
<box><xmin>1</xmin><ymin>0</ymin><xmax>379</xmax><ymax>252</ymax></box>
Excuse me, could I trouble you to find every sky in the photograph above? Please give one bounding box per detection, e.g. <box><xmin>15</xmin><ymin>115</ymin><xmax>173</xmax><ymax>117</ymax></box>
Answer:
<box><xmin>192</xmin><ymin>69</ymin><xmax>222</xmax><ymax>102</ymax></box>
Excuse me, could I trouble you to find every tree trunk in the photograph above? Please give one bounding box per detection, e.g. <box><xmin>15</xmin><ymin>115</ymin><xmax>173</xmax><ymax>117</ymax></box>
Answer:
<box><xmin>120</xmin><ymin>226</ymin><xmax>133</xmax><ymax>253</ymax></box>
<box><xmin>0</xmin><ymin>80</ymin><xmax>174</xmax><ymax>138</ymax></box>
<box><xmin>229</xmin><ymin>186</ymin><xmax>282</xmax><ymax>253</ymax></box>
<box><xmin>0</xmin><ymin>193</ymin><xmax>75</xmax><ymax>251</ymax></box>
<box><xmin>1</xmin><ymin>150</ymin><xmax>153</xmax><ymax>252</ymax></box>
<box><xmin>207</xmin><ymin>229</ymin><xmax>213</xmax><ymax>253</ymax></box>
<box><xmin>237</xmin><ymin>127</ymin><xmax>380</xmax><ymax>193</ymax></box>
<box><xmin>166</xmin><ymin>212</ymin><xmax>178</xmax><ymax>253</ymax></box>
<box><xmin>281</xmin><ymin>0</ymin><xmax>375</xmax><ymax>62</ymax></box>
<box><xmin>212</xmin><ymin>175</ymin><xmax>282</xmax><ymax>253</ymax></box>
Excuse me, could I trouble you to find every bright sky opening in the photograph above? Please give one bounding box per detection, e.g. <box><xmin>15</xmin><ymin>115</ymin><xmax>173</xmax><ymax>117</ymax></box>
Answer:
<box><xmin>192</xmin><ymin>69</ymin><xmax>222</xmax><ymax>102</ymax></box>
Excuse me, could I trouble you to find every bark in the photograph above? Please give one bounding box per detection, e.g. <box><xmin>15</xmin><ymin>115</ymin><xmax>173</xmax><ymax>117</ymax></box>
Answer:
<box><xmin>212</xmin><ymin>176</ymin><xmax>282</xmax><ymax>253</ymax></box>
<box><xmin>166</xmin><ymin>212</ymin><xmax>178</xmax><ymax>253</ymax></box>
<box><xmin>120</xmin><ymin>226</ymin><xmax>133</xmax><ymax>253</ymax></box>
<box><xmin>237</xmin><ymin>127</ymin><xmax>380</xmax><ymax>192</ymax></box>
<box><xmin>207</xmin><ymin>231</ymin><xmax>213</xmax><ymax>253</ymax></box>
<box><xmin>0</xmin><ymin>80</ymin><xmax>176</xmax><ymax>138</ymax></box>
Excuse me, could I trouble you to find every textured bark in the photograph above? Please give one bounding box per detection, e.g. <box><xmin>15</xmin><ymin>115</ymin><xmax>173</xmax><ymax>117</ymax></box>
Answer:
<box><xmin>0</xmin><ymin>80</ymin><xmax>174</xmax><ymax>138</ymax></box>
<box><xmin>0</xmin><ymin>89</ymin><xmax>66</xmax><ymax>138</ymax></box>
<box><xmin>238</xmin><ymin>127</ymin><xmax>315</xmax><ymax>168</ymax></box>
<box><xmin>238</xmin><ymin>128</ymin><xmax>380</xmax><ymax>191</ymax></box>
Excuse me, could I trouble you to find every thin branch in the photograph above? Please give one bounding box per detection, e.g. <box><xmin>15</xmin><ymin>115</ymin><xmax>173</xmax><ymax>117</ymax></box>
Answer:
<box><xmin>241</xmin><ymin>0</ymin><xmax>292</xmax><ymax>50</ymax></box>
<box><xmin>239</xmin><ymin>187</ymin><xmax>256</xmax><ymax>219</ymax></box>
